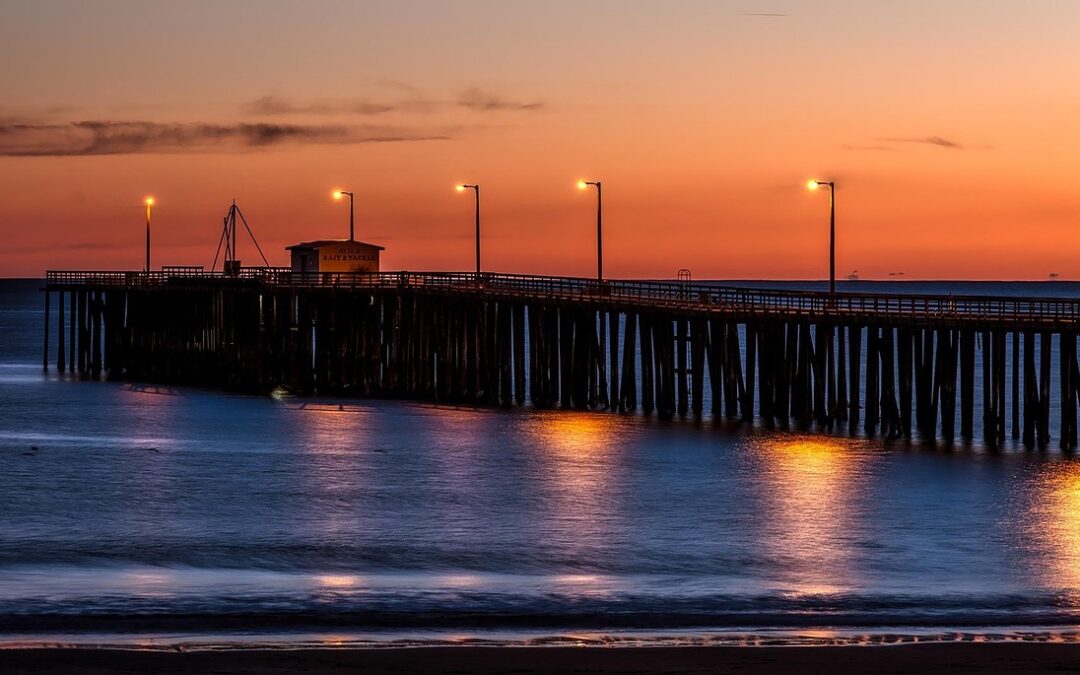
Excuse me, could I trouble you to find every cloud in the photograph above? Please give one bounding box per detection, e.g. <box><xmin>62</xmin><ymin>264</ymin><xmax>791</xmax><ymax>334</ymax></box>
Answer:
<box><xmin>243</xmin><ymin>87</ymin><xmax>545</xmax><ymax>117</ymax></box>
<box><xmin>456</xmin><ymin>87</ymin><xmax>544</xmax><ymax>112</ymax></box>
<box><xmin>241</xmin><ymin>95</ymin><xmax>399</xmax><ymax>116</ymax></box>
<box><xmin>0</xmin><ymin>120</ymin><xmax>451</xmax><ymax>156</ymax></box>
<box><xmin>877</xmin><ymin>136</ymin><xmax>964</xmax><ymax>149</ymax></box>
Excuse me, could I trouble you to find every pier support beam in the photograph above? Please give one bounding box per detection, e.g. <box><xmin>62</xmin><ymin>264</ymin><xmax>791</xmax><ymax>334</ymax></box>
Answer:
<box><xmin>42</xmin><ymin>290</ymin><xmax>50</xmax><ymax>371</ymax></box>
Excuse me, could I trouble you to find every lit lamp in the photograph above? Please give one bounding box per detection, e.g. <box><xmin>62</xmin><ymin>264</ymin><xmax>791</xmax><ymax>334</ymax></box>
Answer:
<box><xmin>332</xmin><ymin>189</ymin><xmax>355</xmax><ymax>241</ymax></box>
<box><xmin>577</xmin><ymin>179</ymin><xmax>603</xmax><ymax>285</ymax></box>
<box><xmin>806</xmin><ymin>179</ymin><xmax>836</xmax><ymax>296</ymax></box>
<box><xmin>144</xmin><ymin>196</ymin><xmax>155</xmax><ymax>273</ymax></box>
<box><xmin>456</xmin><ymin>184</ymin><xmax>481</xmax><ymax>277</ymax></box>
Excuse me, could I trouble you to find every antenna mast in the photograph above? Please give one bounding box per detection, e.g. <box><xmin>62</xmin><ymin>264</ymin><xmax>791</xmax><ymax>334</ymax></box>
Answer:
<box><xmin>212</xmin><ymin>200</ymin><xmax>270</xmax><ymax>275</ymax></box>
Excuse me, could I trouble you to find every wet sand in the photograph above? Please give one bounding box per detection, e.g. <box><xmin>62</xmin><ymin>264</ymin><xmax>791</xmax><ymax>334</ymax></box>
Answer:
<box><xmin>5</xmin><ymin>643</ymin><xmax>1080</xmax><ymax>674</ymax></box>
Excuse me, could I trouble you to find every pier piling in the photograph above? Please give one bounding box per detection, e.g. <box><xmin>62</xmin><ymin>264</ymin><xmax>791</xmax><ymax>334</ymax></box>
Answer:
<box><xmin>40</xmin><ymin>270</ymin><xmax>1080</xmax><ymax>450</ymax></box>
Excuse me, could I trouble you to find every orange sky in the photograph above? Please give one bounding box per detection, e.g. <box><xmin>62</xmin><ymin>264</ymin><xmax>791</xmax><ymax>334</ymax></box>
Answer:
<box><xmin>1</xmin><ymin>0</ymin><xmax>1078</xmax><ymax>279</ymax></box>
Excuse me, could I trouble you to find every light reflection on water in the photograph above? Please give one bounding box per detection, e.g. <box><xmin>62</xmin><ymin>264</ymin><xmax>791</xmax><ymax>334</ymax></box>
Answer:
<box><xmin>754</xmin><ymin>438</ymin><xmax>868</xmax><ymax>597</ymax></box>
<box><xmin>529</xmin><ymin>414</ymin><xmax>624</xmax><ymax>526</ymax></box>
<box><xmin>1013</xmin><ymin>461</ymin><xmax>1080</xmax><ymax>596</ymax></box>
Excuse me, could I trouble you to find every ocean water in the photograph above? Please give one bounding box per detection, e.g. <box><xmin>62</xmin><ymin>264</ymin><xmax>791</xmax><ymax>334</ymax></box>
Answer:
<box><xmin>7</xmin><ymin>278</ymin><xmax>1080</xmax><ymax>648</ymax></box>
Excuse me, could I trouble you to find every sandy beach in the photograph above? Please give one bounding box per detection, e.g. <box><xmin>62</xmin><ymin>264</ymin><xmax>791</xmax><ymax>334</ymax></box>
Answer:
<box><xmin>6</xmin><ymin>644</ymin><xmax>1080</xmax><ymax>674</ymax></box>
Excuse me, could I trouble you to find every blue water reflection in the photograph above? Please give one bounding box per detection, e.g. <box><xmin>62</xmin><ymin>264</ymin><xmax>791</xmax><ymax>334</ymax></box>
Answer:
<box><xmin>6</xmin><ymin>281</ymin><xmax>1080</xmax><ymax>638</ymax></box>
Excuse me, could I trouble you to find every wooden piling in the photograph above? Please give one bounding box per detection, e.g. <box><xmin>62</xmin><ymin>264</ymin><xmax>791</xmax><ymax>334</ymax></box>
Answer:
<box><xmin>898</xmin><ymin>327</ymin><xmax>914</xmax><ymax>438</ymax></box>
<box><xmin>847</xmin><ymin>325</ymin><xmax>862</xmax><ymax>435</ymax></box>
<box><xmin>42</xmin><ymin>290</ymin><xmax>50</xmax><ymax>371</ymax></box>
<box><xmin>959</xmin><ymin>330</ymin><xmax>975</xmax><ymax>442</ymax></box>
<box><xmin>1039</xmin><ymin>331</ymin><xmax>1052</xmax><ymax>448</ymax></box>
<box><xmin>620</xmin><ymin>312</ymin><xmax>637</xmax><ymax>412</ymax></box>
<box><xmin>677</xmin><ymin>317</ymin><xmax>689</xmax><ymax>417</ymax></box>
<box><xmin>609</xmin><ymin>311</ymin><xmax>619</xmax><ymax>410</ymax></box>
<box><xmin>879</xmin><ymin>327</ymin><xmax>900</xmax><ymax>439</ymax></box>
<box><xmin>836</xmin><ymin>325</ymin><xmax>848</xmax><ymax>423</ymax></box>
<box><xmin>640</xmin><ymin>313</ymin><xmax>654</xmax><ymax>415</ymax></box>
<box><xmin>690</xmin><ymin>318</ymin><xmax>705</xmax><ymax>419</ymax></box>
<box><xmin>513</xmin><ymin>303</ymin><xmax>526</xmax><ymax>405</ymax></box>
<box><xmin>706</xmin><ymin>318</ymin><xmax>722</xmax><ymax>419</ymax></box>
<box><xmin>1023</xmin><ymin>330</ymin><xmax>1035</xmax><ymax>448</ymax></box>
<box><xmin>743</xmin><ymin>324</ymin><xmax>757</xmax><ymax>423</ymax></box>
<box><xmin>1012</xmin><ymin>332</ymin><xmax>1020</xmax><ymax>440</ymax></box>
<box><xmin>56</xmin><ymin>290</ymin><xmax>65</xmax><ymax>372</ymax></box>
<box><xmin>984</xmin><ymin>331</ymin><xmax>996</xmax><ymax>448</ymax></box>
<box><xmin>864</xmin><ymin>326</ymin><xmax>880</xmax><ymax>437</ymax></box>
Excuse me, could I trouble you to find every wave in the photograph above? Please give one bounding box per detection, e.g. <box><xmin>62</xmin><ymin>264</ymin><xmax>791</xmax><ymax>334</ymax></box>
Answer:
<box><xmin>3</xmin><ymin>587</ymin><xmax>1080</xmax><ymax>633</ymax></box>
<box><xmin>9</xmin><ymin>626</ymin><xmax>1080</xmax><ymax>651</ymax></box>
<box><xmin>0</xmin><ymin>431</ymin><xmax>183</xmax><ymax>447</ymax></box>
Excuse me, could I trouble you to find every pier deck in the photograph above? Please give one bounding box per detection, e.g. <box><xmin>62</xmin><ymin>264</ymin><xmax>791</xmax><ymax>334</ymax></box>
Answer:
<box><xmin>41</xmin><ymin>270</ymin><xmax>1080</xmax><ymax>449</ymax></box>
<box><xmin>44</xmin><ymin>269</ymin><xmax>1080</xmax><ymax>328</ymax></box>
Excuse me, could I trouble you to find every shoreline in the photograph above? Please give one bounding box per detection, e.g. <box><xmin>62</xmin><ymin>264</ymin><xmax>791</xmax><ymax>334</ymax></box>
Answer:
<box><xmin>8</xmin><ymin>643</ymin><xmax>1080</xmax><ymax>674</ymax></box>
<box><xmin>7</xmin><ymin>623</ymin><xmax>1080</xmax><ymax>650</ymax></box>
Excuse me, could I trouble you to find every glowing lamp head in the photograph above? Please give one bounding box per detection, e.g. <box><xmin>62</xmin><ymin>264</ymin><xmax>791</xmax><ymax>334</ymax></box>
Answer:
<box><xmin>144</xmin><ymin>196</ymin><xmax>155</xmax><ymax>206</ymax></box>
<box><xmin>806</xmin><ymin>180</ymin><xmax>820</xmax><ymax>191</ymax></box>
<box><xmin>577</xmin><ymin>180</ymin><xmax>588</xmax><ymax>190</ymax></box>
<box><xmin>456</xmin><ymin>184</ymin><xmax>466</xmax><ymax>192</ymax></box>
<box><xmin>332</xmin><ymin>190</ymin><xmax>343</xmax><ymax>200</ymax></box>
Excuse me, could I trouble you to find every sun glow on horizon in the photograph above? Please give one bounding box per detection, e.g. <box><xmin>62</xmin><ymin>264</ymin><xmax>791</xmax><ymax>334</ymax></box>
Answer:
<box><xmin>4</xmin><ymin>3</ymin><xmax>1080</xmax><ymax>279</ymax></box>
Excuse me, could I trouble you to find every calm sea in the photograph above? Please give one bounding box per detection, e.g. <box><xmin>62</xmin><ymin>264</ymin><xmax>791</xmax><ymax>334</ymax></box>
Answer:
<box><xmin>6</xmin><ymin>278</ymin><xmax>1080</xmax><ymax>648</ymax></box>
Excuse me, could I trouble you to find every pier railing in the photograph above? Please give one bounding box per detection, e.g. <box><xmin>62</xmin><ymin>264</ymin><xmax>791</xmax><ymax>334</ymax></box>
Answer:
<box><xmin>44</xmin><ymin>269</ymin><xmax>1080</xmax><ymax>327</ymax></box>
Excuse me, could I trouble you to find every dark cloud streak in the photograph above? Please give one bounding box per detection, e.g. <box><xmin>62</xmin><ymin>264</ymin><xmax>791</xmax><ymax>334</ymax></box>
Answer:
<box><xmin>457</xmin><ymin>87</ymin><xmax>544</xmax><ymax>112</ymax></box>
<box><xmin>241</xmin><ymin>95</ymin><xmax>398</xmax><ymax>116</ymax></box>
<box><xmin>0</xmin><ymin>120</ymin><xmax>450</xmax><ymax>156</ymax></box>
<box><xmin>243</xmin><ymin>87</ymin><xmax>546</xmax><ymax>117</ymax></box>
<box><xmin>877</xmin><ymin>136</ymin><xmax>964</xmax><ymax>149</ymax></box>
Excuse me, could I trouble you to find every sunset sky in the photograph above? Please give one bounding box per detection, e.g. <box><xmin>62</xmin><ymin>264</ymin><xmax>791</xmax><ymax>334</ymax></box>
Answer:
<box><xmin>1</xmin><ymin>0</ymin><xmax>1078</xmax><ymax>279</ymax></box>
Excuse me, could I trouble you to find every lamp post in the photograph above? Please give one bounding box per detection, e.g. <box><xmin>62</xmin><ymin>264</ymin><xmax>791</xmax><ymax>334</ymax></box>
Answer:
<box><xmin>333</xmin><ymin>189</ymin><xmax>355</xmax><ymax>241</ymax></box>
<box><xmin>577</xmin><ymin>179</ymin><xmax>603</xmax><ymax>287</ymax></box>
<box><xmin>806</xmin><ymin>179</ymin><xmax>836</xmax><ymax>297</ymax></box>
<box><xmin>456</xmin><ymin>184</ymin><xmax>481</xmax><ymax>277</ymax></box>
<box><xmin>144</xmin><ymin>196</ymin><xmax>155</xmax><ymax>273</ymax></box>
<box><xmin>578</xmin><ymin>178</ymin><xmax>609</xmax><ymax>407</ymax></box>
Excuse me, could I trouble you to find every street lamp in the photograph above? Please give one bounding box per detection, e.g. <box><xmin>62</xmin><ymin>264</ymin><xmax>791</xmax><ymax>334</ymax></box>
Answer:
<box><xmin>456</xmin><ymin>184</ymin><xmax>481</xmax><ymax>277</ymax></box>
<box><xmin>806</xmin><ymin>179</ymin><xmax>836</xmax><ymax>296</ymax></box>
<box><xmin>577</xmin><ymin>179</ymin><xmax>603</xmax><ymax>286</ymax></box>
<box><xmin>332</xmin><ymin>189</ymin><xmax>355</xmax><ymax>241</ymax></box>
<box><xmin>144</xmin><ymin>196</ymin><xmax>155</xmax><ymax>273</ymax></box>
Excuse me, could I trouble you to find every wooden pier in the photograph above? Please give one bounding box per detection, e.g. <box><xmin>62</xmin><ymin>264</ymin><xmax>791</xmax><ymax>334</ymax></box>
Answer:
<box><xmin>42</xmin><ymin>269</ymin><xmax>1080</xmax><ymax>449</ymax></box>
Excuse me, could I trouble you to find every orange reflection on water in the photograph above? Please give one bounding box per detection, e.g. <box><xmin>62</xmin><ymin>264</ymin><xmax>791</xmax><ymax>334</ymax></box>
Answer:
<box><xmin>316</xmin><ymin>574</ymin><xmax>361</xmax><ymax>588</ymax></box>
<box><xmin>288</xmin><ymin>403</ymin><xmax>376</xmax><ymax>542</ymax></box>
<box><xmin>526</xmin><ymin>413</ymin><xmax>626</xmax><ymax>574</ymax></box>
<box><xmin>290</xmin><ymin>402</ymin><xmax>374</xmax><ymax>454</ymax></box>
<box><xmin>755</xmin><ymin>437</ymin><xmax>866</xmax><ymax>596</ymax></box>
<box><xmin>535</xmin><ymin>414</ymin><xmax>619</xmax><ymax>457</ymax></box>
<box><xmin>529</xmin><ymin>413</ymin><xmax>621</xmax><ymax>493</ymax></box>
<box><xmin>1022</xmin><ymin>461</ymin><xmax>1080</xmax><ymax>594</ymax></box>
